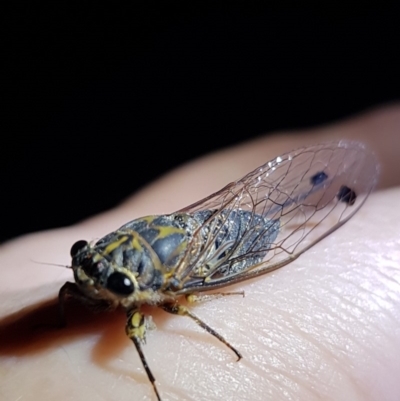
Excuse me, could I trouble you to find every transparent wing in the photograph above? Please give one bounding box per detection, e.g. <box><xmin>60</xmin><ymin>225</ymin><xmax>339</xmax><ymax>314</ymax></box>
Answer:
<box><xmin>172</xmin><ymin>140</ymin><xmax>379</xmax><ymax>293</ymax></box>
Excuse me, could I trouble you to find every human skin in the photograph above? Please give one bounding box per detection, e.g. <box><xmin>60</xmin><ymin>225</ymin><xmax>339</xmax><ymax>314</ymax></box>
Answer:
<box><xmin>1</xmin><ymin>104</ymin><xmax>400</xmax><ymax>401</ymax></box>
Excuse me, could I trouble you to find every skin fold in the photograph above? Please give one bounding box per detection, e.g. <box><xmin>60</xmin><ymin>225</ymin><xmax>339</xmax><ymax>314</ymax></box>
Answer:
<box><xmin>1</xmin><ymin>104</ymin><xmax>400</xmax><ymax>401</ymax></box>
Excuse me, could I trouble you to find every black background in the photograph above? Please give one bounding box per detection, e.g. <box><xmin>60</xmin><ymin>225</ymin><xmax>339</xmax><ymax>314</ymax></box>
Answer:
<box><xmin>3</xmin><ymin>4</ymin><xmax>400</xmax><ymax>242</ymax></box>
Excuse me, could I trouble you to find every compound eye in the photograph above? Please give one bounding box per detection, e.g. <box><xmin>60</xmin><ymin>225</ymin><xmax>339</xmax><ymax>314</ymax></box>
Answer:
<box><xmin>106</xmin><ymin>272</ymin><xmax>134</xmax><ymax>296</ymax></box>
<box><xmin>70</xmin><ymin>240</ymin><xmax>88</xmax><ymax>257</ymax></box>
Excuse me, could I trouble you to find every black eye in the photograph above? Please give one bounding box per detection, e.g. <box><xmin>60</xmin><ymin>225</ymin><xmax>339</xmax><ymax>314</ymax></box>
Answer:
<box><xmin>70</xmin><ymin>240</ymin><xmax>88</xmax><ymax>257</ymax></box>
<box><xmin>106</xmin><ymin>272</ymin><xmax>134</xmax><ymax>295</ymax></box>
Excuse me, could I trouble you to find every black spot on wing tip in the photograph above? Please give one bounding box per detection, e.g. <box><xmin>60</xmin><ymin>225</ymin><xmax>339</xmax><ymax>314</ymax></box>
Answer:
<box><xmin>337</xmin><ymin>185</ymin><xmax>357</xmax><ymax>205</ymax></box>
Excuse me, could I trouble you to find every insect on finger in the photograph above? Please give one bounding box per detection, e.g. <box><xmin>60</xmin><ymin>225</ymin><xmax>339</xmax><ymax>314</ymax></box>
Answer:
<box><xmin>58</xmin><ymin>140</ymin><xmax>378</xmax><ymax>400</ymax></box>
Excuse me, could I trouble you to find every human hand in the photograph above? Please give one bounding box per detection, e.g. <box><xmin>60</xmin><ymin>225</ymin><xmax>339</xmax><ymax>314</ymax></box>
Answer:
<box><xmin>1</xmin><ymin>104</ymin><xmax>400</xmax><ymax>401</ymax></box>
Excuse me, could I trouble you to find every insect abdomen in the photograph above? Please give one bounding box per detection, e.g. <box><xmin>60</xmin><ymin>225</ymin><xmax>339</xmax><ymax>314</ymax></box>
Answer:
<box><xmin>192</xmin><ymin>209</ymin><xmax>280</xmax><ymax>276</ymax></box>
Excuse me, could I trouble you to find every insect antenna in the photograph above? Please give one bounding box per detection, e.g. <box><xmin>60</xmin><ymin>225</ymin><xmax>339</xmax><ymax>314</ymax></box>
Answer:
<box><xmin>30</xmin><ymin>259</ymin><xmax>71</xmax><ymax>269</ymax></box>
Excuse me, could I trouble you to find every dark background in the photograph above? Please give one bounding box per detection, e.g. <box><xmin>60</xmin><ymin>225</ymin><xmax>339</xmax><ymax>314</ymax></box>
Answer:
<box><xmin>3</xmin><ymin>4</ymin><xmax>400</xmax><ymax>242</ymax></box>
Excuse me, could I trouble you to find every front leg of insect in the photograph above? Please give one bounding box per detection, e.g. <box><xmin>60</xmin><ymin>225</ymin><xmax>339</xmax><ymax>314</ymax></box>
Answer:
<box><xmin>58</xmin><ymin>281</ymin><xmax>115</xmax><ymax>327</ymax></box>
<box><xmin>126</xmin><ymin>309</ymin><xmax>162</xmax><ymax>401</ymax></box>
<box><xmin>60</xmin><ymin>141</ymin><xmax>378</xmax><ymax>401</ymax></box>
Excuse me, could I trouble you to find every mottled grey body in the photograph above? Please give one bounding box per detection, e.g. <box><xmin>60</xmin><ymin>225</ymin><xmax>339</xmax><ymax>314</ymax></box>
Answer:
<box><xmin>71</xmin><ymin>209</ymin><xmax>280</xmax><ymax>300</ymax></box>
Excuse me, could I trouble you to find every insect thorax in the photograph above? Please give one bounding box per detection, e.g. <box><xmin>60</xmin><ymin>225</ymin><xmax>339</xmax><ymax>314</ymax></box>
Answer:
<box><xmin>74</xmin><ymin>214</ymin><xmax>197</xmax><ymax>294</ymax></box>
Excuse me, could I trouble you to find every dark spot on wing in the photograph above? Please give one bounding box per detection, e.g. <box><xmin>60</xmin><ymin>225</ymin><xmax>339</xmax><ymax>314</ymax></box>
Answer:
<box><xmin>310</xmin><ymin>171</ymin><xmax>328</xmax><ymax>186</ymax></box>
<box><xmin>337</xmin><ymin>185</ymin><xmax>357</xmax><ymax>205</ymax></box>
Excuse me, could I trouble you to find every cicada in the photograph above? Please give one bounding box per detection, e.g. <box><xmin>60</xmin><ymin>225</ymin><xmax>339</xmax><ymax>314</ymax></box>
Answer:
<box><xmin>60</xmin><ymin>141</ymin><xmax>378</xmax><ymax>400</ymax></box>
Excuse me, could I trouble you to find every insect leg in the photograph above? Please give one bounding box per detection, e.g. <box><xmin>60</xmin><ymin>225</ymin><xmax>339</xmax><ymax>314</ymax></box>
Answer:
<box><xmin>126</xmin><ymin>310</ymin><xmax>162</xmax><ymax>401</ymax></box>
<box><xmin>160</xmin><ymin>303</ymin><xmax>242</xmax><ymax>361</ymax></box>
<box><xmin>58</xmin><ymin>282</ymin><xmax>87</xmax><ymax>327</ymax></box>
<box><xmin>58</xmin><ymin>282</ymin><xmax>114</xmax><ymax>327</ymax></box>
<box><xmin>186</xmin><ymin>291</ymin><xmax>245</xmax><ymax>304</ymax></box>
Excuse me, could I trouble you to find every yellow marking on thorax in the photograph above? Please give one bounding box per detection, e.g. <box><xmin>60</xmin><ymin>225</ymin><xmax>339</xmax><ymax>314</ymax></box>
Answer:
<box><xmin>104</xmin><ymin>235</ymin><xmax>129</xmax><ymax>255</ymax></box>
<box><xmin>130</xmin><ymin>232</ymin><xmax>143</xmax><ymax>251</ymax></box>
<box><xmin>155</xmin><ymin>225</ymin><xmax>186</xmax><ymax>239</ymax></box>
<box><xmin>142</xmin><ymin>215</ymin><xmax>157</xmax><ymax>224</ymax></box>
<box><xmin>122</xmin><ymin>228</ymin><xmax>164</xmax><ymax>273</ymax></box>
